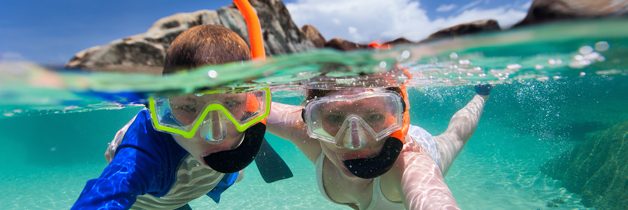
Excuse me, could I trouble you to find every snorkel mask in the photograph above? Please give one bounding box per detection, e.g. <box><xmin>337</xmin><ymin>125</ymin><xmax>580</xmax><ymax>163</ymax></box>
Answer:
<box><xmin>342</xmin><ymin>85</ymin><xmax>410</xmax><ymax>179</ymax></box>
<box><xmin>303</xmin><ymin>65</ymin><xmax>412</xmax><ymax>179</ymax></box>
<box><xmin>147</xmin><ymin>0</ymin><xmax>269</xmax><ymax>173</ymax></box>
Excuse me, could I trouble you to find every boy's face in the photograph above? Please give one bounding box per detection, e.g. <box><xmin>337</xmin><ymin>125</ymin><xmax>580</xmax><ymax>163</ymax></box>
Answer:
<box><xmin>168</xmin><ymin>94</ymin><xmax>248</xmax><ymax>169</ymax></box>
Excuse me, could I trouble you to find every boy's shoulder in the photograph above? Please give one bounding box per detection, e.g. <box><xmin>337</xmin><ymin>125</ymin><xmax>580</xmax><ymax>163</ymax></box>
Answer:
<box><xmin>113</xmin><ymin>109</ymin><xmax>188</xmax><ymax>162</ymax></box>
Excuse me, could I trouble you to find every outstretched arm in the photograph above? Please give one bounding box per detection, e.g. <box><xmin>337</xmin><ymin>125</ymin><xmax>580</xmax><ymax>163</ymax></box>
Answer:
<box><xmin>74</xmin><ymin>147</ymin><xmax>159</xmax><ymax>209</ymax></box>
<box><xmin>397</xmin><ymin>143</ymin><xmax>460</xmax><ymax>210</ymax></box>
<box><xmin>435</xmin><ymin>85</ymin><xmax>490</xmax><ymax>173</ymax></box>
<box><xmin>267</xmin><ymin>102</ymin><xmax>321</xmax><ymax>162</ymax></box>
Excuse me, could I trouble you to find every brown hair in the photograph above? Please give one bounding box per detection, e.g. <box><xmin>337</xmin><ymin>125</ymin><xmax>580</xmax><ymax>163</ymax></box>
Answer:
<box><xmin>163</xmin><ymin>25</ymin><xmax>251</xmax><ymax>75</ymax></box>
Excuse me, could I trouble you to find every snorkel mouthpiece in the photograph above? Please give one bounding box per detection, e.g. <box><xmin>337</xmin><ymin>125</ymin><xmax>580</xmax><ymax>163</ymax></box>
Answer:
<box><xmin>204</xmin><ymin>123</ymin><xmax>266</xmax><ymax>173</ymax></box>
<box><xmin>343</xmin><ymin>137</ymin><xmax>403</xmax><ymax>179</ymax></box>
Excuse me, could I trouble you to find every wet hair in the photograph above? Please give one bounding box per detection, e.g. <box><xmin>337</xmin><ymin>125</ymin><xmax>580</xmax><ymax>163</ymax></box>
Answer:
<box><xmin>163</xmin><ymin>25</ymin><xmax>251</xmax><ymax>75</ymax></box>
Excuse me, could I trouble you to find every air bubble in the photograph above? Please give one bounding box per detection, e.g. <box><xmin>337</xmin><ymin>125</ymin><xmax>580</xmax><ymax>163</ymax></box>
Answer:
<box><xmin>449</xmin><ymin>52</ymin><xmax>458</xmax><ymax>60</ymax></box>
<box><xmin>548</xmin><ymin>59</ymin><xmax>562</xmax><ymax>66</ymax></box>
<box><xmin>400</xmin><ymin>50</ymin><xmax>411</xmax><ymax>60</ymax></box>
<box><xmin>379</xmin><ymin>61</ymin><xmax>387</xmax><ymax>69</ymax></box>
<box><xmin>594</xmin><ymin>41</ymin><xmax>609</xmax><ymax>52</ymax></box>
<box><xmin>537</xmin><ymin>76</ymin><xmax>549</xmax><ymax>82</ymax></box>
<box><xmin>507</xmin><ymin>64</ymin><xmax>522</xmax><ymax>70</ymax></box>
<box><xmin>579</xmin><ymin>46</ymin><xmax>593</xmax><ymax>55</ymax></box>
<box><xmin>207</xmin><ymin>70</ymin><xmax>218</xmax><ymax>78</ymax></box>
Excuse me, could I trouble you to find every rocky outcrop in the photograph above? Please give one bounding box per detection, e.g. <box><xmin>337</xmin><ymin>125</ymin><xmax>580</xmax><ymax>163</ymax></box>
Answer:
<box><xmin>383</xmin><ymin>38</ymin><xmax>414</xmax><ymax>46</ymax></box>
<box><xmin>514</xmin><ymin>0</ymin><xmax>628</xmax><ymax>27</ymax></box>
<box><xmin>144</xmin><ymin>10</ymin><xmax>222</xmax><ymax>50</ymax></box>
<box><xmin>66</xmin><ymin>39</ymin><xmax>165</xmax><ymax>74</ymax></box>
<box><xmin>422</xmin><ymin>19</ymin><xmax>500</xmax><ymax>43</ymax></box>
<box><xmin>542</xmin><ymin>122</ymin><xmax>627</xmax><ymax>210</ymax></box>
<box><xmin>66</xmin><ymin>0</ymin><xmax>315</xmax><ymax>73</ymax></box>
<box><xmin>251</xmin><ymin>0</ymin><xmax>314</xmax><ymax>55</ymax></box>
<box><xmin>302</xmin><ymin>24</ymin><xmax>326</xmax><ymax>48</ymax></box>
<box><xmin>322</xmin><ymin>19</ymin><xmax>500</xmax><ymax>51</ymax></box>
<box><xmin>324</xmin><ymin>38</ymin><xmax>369</xmax><ymax>51</ymax></box>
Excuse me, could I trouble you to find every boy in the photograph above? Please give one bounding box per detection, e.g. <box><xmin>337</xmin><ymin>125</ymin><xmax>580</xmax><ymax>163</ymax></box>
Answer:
<box><xmin>73</xmin><ymin>25</ymin><xmax>271</xmax><ymax>209</ymax></box>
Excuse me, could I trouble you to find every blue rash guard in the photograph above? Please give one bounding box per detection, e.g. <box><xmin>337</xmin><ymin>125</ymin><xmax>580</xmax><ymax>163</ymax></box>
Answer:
<box><xmin>72</xmin><ymin>109</ymin><xmax>237</xmax><ymax>209</ymax></box>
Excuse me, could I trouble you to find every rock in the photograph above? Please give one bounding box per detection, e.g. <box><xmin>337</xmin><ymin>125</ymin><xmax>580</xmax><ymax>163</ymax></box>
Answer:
<box><xmin>514</xmin><ymin>0</ymin><xmax>628</xmax><ymax>27</ymax></box>
<box><xmin>66</xmin><ymin>0</ymin><xmax>315</xmax><ymax>73</ymax></box>
<box><xmin>144</xmin><ymin>10</ymin><xmax>221</xmax><ymax>49</ymax></box>
<box><xmin>422</xmin><ymin>19</ymin><xmax>500</xmax><ymax>43</ymax></box>
<box><xmin>302</xmin><ymin>24</ymin><xmax>326</xmax><ymax>48</ymax></box>
<box><xmin>383</xmin><ymin>37</ymin><xmax>414</xmax><ymax>46</ymax></box>
<box><xmin>217</xmin><ymin>7</ymin><xmax>250</xmax><ymax>45</ymax></box>
<box><xmin>542</xmin><ymin>122</ymin><xmax>627</xmax><ymax>210</ymax></box>
<box><xmin>323</xmin><ymin>37</ymin><xmax>415</xmax><ymax>51</ymax></box>
<box><xmin>251</xmin><ymin>0</ymin><xmax>315</xmax><ymax>55</ymax></box>
<box><xmin>66</xmin><ymin>39</ymin><xmax>165</xmax><ymax>74</ymax></box>
<box><xmin>325</xmin><ymin>38</ymin><xmax>369</xmax><ymax>51</ymax></box>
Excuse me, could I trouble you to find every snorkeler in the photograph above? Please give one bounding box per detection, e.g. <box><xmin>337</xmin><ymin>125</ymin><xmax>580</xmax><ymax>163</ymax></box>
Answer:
<box><xmin>267</xmin><ymin>70</ymin><xmax>491</xmax><ymax>210</ymax></box>
<box><xmin>73</xmin><ymin>1</ymin><xmax>285</xmax><ymax>208</ymax></box>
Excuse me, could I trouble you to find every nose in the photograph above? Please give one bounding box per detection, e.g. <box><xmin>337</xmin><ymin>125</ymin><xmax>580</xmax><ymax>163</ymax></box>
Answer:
<box><xmin>211</xmin><ymin>112</ymin><xmax>224</xmax><ymax>140</ymax></box>
<box><xmin>350</xmin><ymin>121</ymin><xmax>361</xmax><ymax>148</ymax></box>
<box><xmin>340</xmin><ymin>119</ymin><xmax>367</xmax><ymax>150</ymax></box>
<box><xmin>201</xmin><ymin>112</ymin><xmax>227</xmax><ymax>142</ymax></box>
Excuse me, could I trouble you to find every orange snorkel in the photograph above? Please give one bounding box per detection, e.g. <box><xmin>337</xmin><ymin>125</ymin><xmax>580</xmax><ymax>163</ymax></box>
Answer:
<box><xmin>390</xmin><ymin>68</ymin><xmax>412</xmax><ymax>144</ymax></box>
<box><xmin>234</xmin><ymin>0</ymin><xmax>266</xmax><ymax>61</ymax></box>
<box><xmin>234</xmin><ymin>0</ymin><xmax>268</xmax><ymax>124</ymax></box>
<box><xmin>368</xmin><ymin>41</ymin><xmax>410</xmax><ymax>144</ymax></box>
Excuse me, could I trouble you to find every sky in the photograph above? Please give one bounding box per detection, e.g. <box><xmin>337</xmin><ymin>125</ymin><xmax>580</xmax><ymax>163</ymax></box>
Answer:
<box><xmin>0</xmin><ymin>0</ymin><xmax>531</xmax><ymax>65</ymax></box>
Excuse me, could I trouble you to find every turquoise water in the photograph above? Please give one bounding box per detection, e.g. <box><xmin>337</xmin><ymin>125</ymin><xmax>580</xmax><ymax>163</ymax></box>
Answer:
<box><xmin>0</xmin><ymin>20</ymin><xmax>627</xmax><ymax>209</ymax></box>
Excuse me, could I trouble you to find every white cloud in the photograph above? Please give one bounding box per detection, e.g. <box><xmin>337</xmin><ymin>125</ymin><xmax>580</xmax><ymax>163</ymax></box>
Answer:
<box><xmin>456</xmin><ymin>0</ymin><xmax>484</xmax><ymax>13</ymax></box>
<box><xmin>286</xmin><ymin>0</ymin><xmax>527</xmax><ymax>42</ymax></box>
<box><xmin>436</xmin><ymin>4</ymin><xmax>457</xmax><ymax>12</ymax></box>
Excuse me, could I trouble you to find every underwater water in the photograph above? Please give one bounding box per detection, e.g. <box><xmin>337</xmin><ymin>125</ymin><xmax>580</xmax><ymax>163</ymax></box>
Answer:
<box><xmin>0</xmin><ymin>20</ymin><xmax>626</xmax><ymax>209</ymax></box>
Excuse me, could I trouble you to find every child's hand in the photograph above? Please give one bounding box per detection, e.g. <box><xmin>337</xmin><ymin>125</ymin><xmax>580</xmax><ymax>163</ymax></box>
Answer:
<box><xmin>474</xmin><ymin>84</ymin><xmax>493</xmax><ymax>96</ymax></box>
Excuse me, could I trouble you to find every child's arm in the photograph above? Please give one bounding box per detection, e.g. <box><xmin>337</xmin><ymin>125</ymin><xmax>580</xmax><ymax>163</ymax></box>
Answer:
<box><xmin>396</xmin><ymin>143</ymin><xmax>460</xmax><ymax>210</ymax></box>
<box><xmin>74</xmin><ymin>110</ymin><xmax>171</xmax><ymax>209</ymax></box>
<box><xmin>267</xmin><ymin>102</ymin><xmax>321</xmax><ymax>162</ymax></box>
<box><xmin>434</xmin><ymin>85</ymin><xmax>490</xmax><ymax>173</ymax></box>
<box><xmin>73</xmin><ymin>147</ymin><xmax>160</xmax><ymax>209</ymax></box>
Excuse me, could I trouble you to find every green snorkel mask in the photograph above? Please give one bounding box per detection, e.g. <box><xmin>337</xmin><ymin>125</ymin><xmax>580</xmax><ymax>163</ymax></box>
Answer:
<box><xmin>148</xmin><ymin>87</ymin><xmax>271</xmax><ymax>142</ymax></box>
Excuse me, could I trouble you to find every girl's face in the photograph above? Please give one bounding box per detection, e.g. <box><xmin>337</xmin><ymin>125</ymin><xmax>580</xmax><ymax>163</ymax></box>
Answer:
<box><xmin>310</xmin><ymin>89</ymin><xmax>400</xmax><ymax>177</ymax></box>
